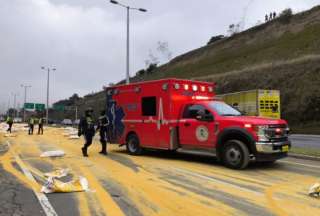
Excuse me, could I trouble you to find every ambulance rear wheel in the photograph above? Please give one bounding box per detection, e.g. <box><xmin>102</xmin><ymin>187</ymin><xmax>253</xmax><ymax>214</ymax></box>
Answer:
<box><xmin>222</xmin><ymin>140</ymin><xmax>250</xmax><ymax>169</ymax></box>
<box><xmin>126</xmin><ymin>134</ymin><xmax>143</xmax><ymax>155</ymax></box>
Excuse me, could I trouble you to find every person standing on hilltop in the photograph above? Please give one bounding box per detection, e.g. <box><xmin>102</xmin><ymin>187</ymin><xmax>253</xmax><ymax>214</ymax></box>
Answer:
<box><xmin>273</xmin><ymin>11</ymin><xmax>277</xmax><ymax>19</ymax></box>
<box><xmin>78</xmin><ymin>107</ymin><xmax>95</xmax><ymax>157</ymax></box>
<box><xmin>265</xmin><ymin>14</ymin><xmax>269</xmax><ymax>22</ymax></box>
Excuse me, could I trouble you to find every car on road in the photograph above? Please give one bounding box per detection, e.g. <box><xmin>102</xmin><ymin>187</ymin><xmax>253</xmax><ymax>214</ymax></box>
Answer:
<box><xmin>105</xmin><ymin>79</ymin><xmax>291</xmax><ymax>169</ymax></box>
<box><xmin>13</xmin><ymin>117</ymin><xmax>23</xmax><ymax>123</ymax></box>
<box><xmin>61</xmin><ymin>119</ymin><xmax>73</xmax><ymax>126</ymax></box>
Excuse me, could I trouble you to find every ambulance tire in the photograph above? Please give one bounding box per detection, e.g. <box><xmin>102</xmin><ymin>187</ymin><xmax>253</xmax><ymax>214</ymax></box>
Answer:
<box><xmin>126</xmin><ymin>134</ymin><xmax>143</xmax><ymax>155</ymax></box>
<box><xmin>222</xmin><ymin>140</ymin><xmax>250</xmax><ymax>169</ymax></box>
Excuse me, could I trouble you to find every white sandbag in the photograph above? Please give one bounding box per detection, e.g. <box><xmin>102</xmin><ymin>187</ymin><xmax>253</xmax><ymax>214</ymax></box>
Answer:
<box><xmin>40</xmin><ymin>150</ymin><xmax>65</xmax><ymax>158</ymax></box>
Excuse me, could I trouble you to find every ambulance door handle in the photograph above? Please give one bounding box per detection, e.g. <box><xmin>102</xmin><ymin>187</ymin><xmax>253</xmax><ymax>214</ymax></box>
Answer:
<box><xmin>184</xmin><ymin>122</ymin><xmax>191</xmax><ymax>127</ymax></box>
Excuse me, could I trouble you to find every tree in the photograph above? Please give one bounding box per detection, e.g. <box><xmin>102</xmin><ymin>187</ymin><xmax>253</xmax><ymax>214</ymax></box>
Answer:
<box><xmin>136</xmin><ymin>69</ymin><xmax>146</xmax><ymax>76</ymax></box>
<box><xmin>146</xmin><ymin>63</ymin><xmax>158</xmax><ymax>74</ymax></box>
<box><xmin>279</xmin><ymin>8</ymin><xmax>293</xmax><ymax>24</ymax></box>
<box><xmin>207</xmin><ymin>35</ymin><xmax>225</xmax><ymax>45</ymax></box>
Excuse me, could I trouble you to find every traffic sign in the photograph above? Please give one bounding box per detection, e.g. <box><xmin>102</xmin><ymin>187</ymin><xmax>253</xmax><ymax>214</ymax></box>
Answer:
<box><xmin>35</xmin><ymin>104</ymin><xmax>46</xmax><ymax>111</ymax></box>
<box><xmin>24</xmin><ymin>103</ymin><xmax>35</xmax><ymax>109</ymax></box>
<box><xmin>53</xmin><ymin>104</ymin><xmax>65</xmax><ymax>111</ymax></box>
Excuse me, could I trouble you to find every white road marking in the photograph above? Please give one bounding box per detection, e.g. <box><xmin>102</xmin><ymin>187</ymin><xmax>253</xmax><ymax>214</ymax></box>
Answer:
<box><xmin>173</xmin><ymin>167</ymin><xmax>263</xmax><ymax>196</ymax></box>
<box><xmin>6</xmin><ymin>141</ymin><xmax>58</xmax><ymax>216</ymax></box>
<box><xmin>279</xmin><ymin>160</ymin><xmax>320</xmax><ymax>169</ymax></box>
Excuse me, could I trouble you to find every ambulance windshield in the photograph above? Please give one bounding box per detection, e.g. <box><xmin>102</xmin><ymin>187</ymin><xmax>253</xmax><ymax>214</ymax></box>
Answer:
<box><xmin>208</xmin><ymin>101</ymin><xmax>242</xmax><ymax>116</ymax></box>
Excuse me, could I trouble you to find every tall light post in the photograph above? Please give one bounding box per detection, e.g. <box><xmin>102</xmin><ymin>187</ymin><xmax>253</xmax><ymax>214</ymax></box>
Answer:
<box><xmin>110</xmin><ymin>0</ymin><xmax>147</xmax><ymax>84</ymax></box>
<box><xmin>11</xmin><ymin>92</ymin><xmax>19</xmax><ymax>118</ymax></box>
<box><xmin>41</xmin><ymin>67</ymin><xmax>56</xmax><ymax>124</ymax></box>
<box><xmin>21</xmin><ymin>84</ymin><xmax>31</xmax><ymax>122</ymax></box>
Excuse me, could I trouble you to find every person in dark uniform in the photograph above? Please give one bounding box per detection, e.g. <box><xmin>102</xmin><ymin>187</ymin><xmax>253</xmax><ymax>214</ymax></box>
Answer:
<box><xmin>6</xmin><ymin>116</ymin><xmax>13</xmax><ymax>133</ymax></box>
<box><xmin>96</xmin><ymin>110</ymin><xmax>109</xmax><ymax>155</ymax></box>
<box><xmin>78</xmin><ymin>108</ymin><xmax>95</xmax><ymax>157</ymax></box>
<box><xmin>38</xmin><ymin>116</ymin><xmax>44</xmax><ymax>135</ymax></box>
<box><xmin>28</xmin><ymin>116</ymin><xmax>35</xmax><ymax>135</ymax></box>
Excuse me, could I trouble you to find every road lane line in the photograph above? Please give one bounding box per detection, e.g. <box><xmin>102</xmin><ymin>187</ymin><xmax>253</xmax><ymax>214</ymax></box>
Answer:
<box><xmin>279</xmin><ymin>160</ymin><xmax>320</xmax><ymax>169</ymax></box>
<box><xmin>172</xmin><ymin>167</ymin><xmax>263</xmax><ymax>196</ymax></box>
<box><xmin>6</xmin><ymin>141</ymin><xmax>58</xmax><ymax>216</ymax></box>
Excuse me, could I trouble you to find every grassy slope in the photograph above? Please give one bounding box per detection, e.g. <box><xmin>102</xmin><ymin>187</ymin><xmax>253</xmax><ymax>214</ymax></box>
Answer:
<box><xmin>131</xmin><ymin>6</ymin><xmax>320</xmax><ymax>132</ymax></box>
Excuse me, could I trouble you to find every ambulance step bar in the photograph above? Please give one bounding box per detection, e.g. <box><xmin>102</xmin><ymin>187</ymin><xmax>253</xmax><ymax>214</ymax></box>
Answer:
<box><xmin>177</xmin><ymin>148</ymin><xmax>256</xmax><ymax>161</ymax></box>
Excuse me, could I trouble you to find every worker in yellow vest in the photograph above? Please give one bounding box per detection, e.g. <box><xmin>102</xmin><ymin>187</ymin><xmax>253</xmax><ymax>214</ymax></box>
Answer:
<box><xmin>28</xmin><ymin>116</ymin><xmax>35</xmax><ymax>135</ymax></box>
<box><xmin>38</xmin><ymin>117</ymin><xmax>44</xmax><ymax>135</ymax></box>
<box><xmin>6</xmin><ymin>116</ymin><xmax>13</xmax><ymax>133</ymax></box>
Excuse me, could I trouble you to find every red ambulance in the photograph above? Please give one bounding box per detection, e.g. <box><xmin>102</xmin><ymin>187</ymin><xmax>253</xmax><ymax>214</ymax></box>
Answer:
<box><xmin>105</xmin><ymin>79</ymin><xmax>290</xmax><ymax>169</ymax></box>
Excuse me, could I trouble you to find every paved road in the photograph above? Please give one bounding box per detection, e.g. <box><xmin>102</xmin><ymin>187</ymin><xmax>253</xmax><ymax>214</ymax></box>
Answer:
<box><xmin>290</xmin><ymin>134</ymin><xmax>320</xmax><ymax>149</ymax></box>
<box><xmin>1</xmin><ymin>127</ymin><xmax>320</xmax><ymax>216</ymax></box>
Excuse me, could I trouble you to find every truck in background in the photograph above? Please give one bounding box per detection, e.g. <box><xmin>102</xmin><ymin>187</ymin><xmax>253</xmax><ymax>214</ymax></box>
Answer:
<box><xmin>105</xmin><ymin>79</ymin><xmax>290</xmax><ymax>169</ymax></box>
<box><xmin>218</xmin><ymin>90</ymin><xmax>281</xmax><ymax>119</ymax></box>
<box><xmin>217</xmin><ymin>89</ymin><xmax>281</xmax><ymax>119</ymax></box>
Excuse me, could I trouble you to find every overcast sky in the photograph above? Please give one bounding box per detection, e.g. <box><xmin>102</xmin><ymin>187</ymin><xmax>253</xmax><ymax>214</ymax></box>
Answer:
<box><xmin>1</xmin><ymin>0</ymin><xmax>320</xmax><ymax>113</ymax></box>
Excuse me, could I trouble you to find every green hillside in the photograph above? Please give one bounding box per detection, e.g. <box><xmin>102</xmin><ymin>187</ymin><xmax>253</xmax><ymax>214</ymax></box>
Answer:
<box><xmin>54</xmin><ymin>6</ymin><xmax>320</xmax><ymax>133</ymax></box>
<box><xmin>130</xmin><ymin>6</ymin><xmax>320</xmax><ymax>132</ymax></box>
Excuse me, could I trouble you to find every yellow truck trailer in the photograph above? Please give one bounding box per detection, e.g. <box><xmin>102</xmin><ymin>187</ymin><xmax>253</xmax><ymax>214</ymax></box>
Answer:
<box><xmin>218</xmin><ymin>90</ymin><xmax>281</xmax><ymax>119</ymax></box>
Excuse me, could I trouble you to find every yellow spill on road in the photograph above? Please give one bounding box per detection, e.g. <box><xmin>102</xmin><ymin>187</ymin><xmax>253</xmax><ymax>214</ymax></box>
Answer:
<box><xmin>1</xmin><ymin>127</ymin><xmax>320</xmax><ymax>216</ymax></box>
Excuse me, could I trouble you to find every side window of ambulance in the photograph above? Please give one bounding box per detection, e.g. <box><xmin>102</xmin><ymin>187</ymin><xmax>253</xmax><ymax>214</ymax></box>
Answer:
<box><xmin>183</xmin><ymin>104</ymin><xmax>205</xmax><ymax>119</ymax></box>
<box><xmin>142</xmin><ymin>97</ymin><xmax>157</xmax><ymax>116</ymax></box>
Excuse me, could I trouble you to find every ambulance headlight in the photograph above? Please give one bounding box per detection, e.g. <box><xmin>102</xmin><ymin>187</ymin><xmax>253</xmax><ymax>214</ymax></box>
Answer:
<box><xmin>253</xmin><ymin>125</ymin><xmax>269</xmax><ymax>142</ymax></box>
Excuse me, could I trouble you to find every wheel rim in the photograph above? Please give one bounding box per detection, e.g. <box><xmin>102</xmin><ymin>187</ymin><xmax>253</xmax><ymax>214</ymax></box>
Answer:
<box><xmin>128</xmin><ymin>139</ymin><xmax>137</xmax><ymax>152</ymax></box>
<box><xmin>226</xmin><ymin>146</ymin><xmax>242</xmax><ymax>166</ymax></box>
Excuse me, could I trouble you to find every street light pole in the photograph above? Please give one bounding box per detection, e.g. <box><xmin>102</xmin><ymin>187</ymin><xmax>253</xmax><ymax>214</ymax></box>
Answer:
<box><xmin>109</xmin><ymin>0</ymin><xmax>147</xmax><ymax>85</ymax></box>
<box><xmin>126</xmin><ymin>6</ymin><xmax>130</xmax><ymax>84</ymax></box>
<box><xmin>12</xmin><ymin>93</ymin><xmax>17</xmax><ymax>118</ymax></box>
<box><xmin>21</xmin><ymin>84</ymin><xmax>31</xmax><ymax>122</ymax></box>
<box><xmin>41</xmin><ymin>67</ymin><xmax>56</xmax><ymax>124</ymax></box>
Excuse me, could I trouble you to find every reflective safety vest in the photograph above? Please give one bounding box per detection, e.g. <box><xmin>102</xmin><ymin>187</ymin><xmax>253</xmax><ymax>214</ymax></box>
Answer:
<box><xmin>6</xmin><ymin>117</ymin><xmax>13</xmax><ymax>124</ymax></box>
<box><xmin>29</xmin><ymin>118</ymin><xmax>34</xmax><ymax>125</ymax></box>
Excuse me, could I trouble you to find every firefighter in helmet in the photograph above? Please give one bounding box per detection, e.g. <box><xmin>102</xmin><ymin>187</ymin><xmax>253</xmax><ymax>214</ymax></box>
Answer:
<box><xmin>96</xmin><ymin>110</ymin><xmax>109</xmax><ymax>155</ymax></box>
<box><xmin>78</xmin><ymin>107</ymin><xmax>95</xmax><ymax>157</ymax></box>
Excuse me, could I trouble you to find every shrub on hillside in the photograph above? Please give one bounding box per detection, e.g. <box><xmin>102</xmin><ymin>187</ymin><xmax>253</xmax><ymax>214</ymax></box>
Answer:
<box><xmin>207</xmin><ymin>35</ymin><xmax>225</xmax><ymax>45</ymax></box>
<box><xmin>279</xmin><ymin>8</ymin><xmax>293</xmax><ymax>24</ymax></box>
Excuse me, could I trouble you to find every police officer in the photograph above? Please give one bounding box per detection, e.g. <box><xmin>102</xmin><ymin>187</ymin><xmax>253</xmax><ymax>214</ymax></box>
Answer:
<box><xmin>96</xmin><ymin>110</ymin><xmax>109</xmax><ymax>155</ymax></box>
<box><xmin>78</xmin><ymin>108</ymin><xmax>95</xmax><ymax>157</ymax></box>
<box><xmin>6</xmin><ymin>116</ymin><xmax>13</xmax><ymax>133</ymax></box>
<box><xmin>38</xmin><ymin>116</ymin><xmax>44</xmax><ymax>135</ymax></box>
<box><xmin>28</xmin><ymin>116</ymin><xmax>35</xmax><ymax>135</ymax></box>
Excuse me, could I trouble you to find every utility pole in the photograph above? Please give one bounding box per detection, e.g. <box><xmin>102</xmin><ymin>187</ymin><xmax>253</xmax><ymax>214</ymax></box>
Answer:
<box><xmin>110</xmin><ymin>0</ymin><xmax>147</xmax><ymax>84</ymax></box>
<box><xmin>21</xmin><ymin>84</ymin><xmax>31</xmax><ymax>122</ymax></box>
<box><xmin>41</xmin><ymin>67</ymin><xmax>56</xmax><ymax>124</ymax></box>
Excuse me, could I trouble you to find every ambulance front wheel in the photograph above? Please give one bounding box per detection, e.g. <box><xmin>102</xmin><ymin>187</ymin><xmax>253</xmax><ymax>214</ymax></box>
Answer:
<box><xmin>126</xmin><ymin>134</ymin><xmax>143</xmax><ymax>155</ymax></box>
<box><xmin>222</xmin><ymin>140</ymin><xmax>250</xmax><ymax>169</ymax></box>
